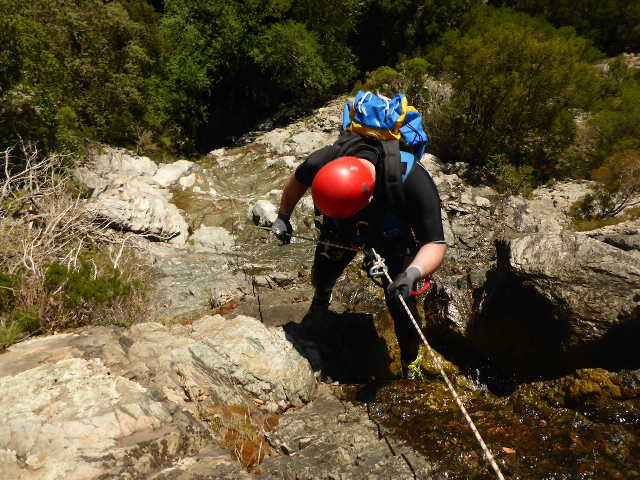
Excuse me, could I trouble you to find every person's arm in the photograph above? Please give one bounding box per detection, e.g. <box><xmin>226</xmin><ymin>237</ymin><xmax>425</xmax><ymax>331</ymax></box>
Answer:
<box><xmin>408</xmin><ymin>242</ymin><xmax>447</xmax><ymax>279</ymax></box>
<box><xmin>279</xmin><ymin>170</ymin><xmax>308</xmax><ymax>216</ymax></box>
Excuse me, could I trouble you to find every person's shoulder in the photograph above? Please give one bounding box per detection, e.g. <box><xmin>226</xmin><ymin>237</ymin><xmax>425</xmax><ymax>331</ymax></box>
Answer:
<box><xmin>405</xmin><ymin>161</ymin><xmax>437</xmax><ymax>187</ymax></box>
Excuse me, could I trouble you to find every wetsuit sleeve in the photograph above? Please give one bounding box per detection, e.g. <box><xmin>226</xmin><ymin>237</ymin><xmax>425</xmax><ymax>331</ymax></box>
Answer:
<box><xmin>404</xmin><ymin>164</ymin><xmax>446</xmax><ymax>244</ymax></box>
<box><xmin>294</xmin><ymin>145</ymin><xmax>337</xmax><ymax>187</ymax></box>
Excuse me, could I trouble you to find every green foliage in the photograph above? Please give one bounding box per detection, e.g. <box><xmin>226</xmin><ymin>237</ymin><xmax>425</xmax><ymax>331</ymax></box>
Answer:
<box><xmin>158</xmin><ymin>0</ymin><xmax>360</xmax><ymax>150</ymax></box>
<box><xmin>355</xmin><ymin>0</ymin><xmax>485</xmax><ymax>72</ymax></box>
<box><xmin>44</xmin><ymin>261</ymin><xmax>134</xmax><ymax>312</ymax></box>
<box><xmin>433</xmin><ymin>8</ymin><xmax>603</xmax><ymax>181</ymax></box>
<box><xmin>0</xmin><ymin>271</ymin><xmax>19</xmax><ymax>312</ymax></box>
<box><xmin>479</xmin><ymin>155</ymin><xmax>537</xmax><ymax>196</ymax></box>
<box><xmin>589</xmin><ymin>79</ymin><xmax>640</xmax><ymax>160</ymax></box>
<box><xmin>569</xmin><ymin>150</ymin><xmax>640</xmax><ymax>230</ymax></box>
<box><xmin>363</xmin><ymin>58</ymin><xmax>432</xmax><ymax>103</ymax></box>
<box><xmin>0</xmin><ymin>0</ymin><xmax>168</xmax><ymax>153</ymax></box>
<box><xmin>491</xmin><ymin>0</ymin><xmax>640</xmax><ymax>55</ymax></box>
<box><xmin>251</xmin><ymin>21</ymin><xmax>334</xmax><ymax>95</ymax></box>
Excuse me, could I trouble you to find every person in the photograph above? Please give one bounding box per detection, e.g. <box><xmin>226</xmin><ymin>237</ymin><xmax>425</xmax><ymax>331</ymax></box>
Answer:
<box><xmin>272</xmin><ymin>132</ymin><xmax>447</xmax><ymax>377</ymax></box>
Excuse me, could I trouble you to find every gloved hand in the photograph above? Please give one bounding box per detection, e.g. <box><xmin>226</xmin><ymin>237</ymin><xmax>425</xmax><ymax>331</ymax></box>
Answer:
<box><xmin>271</xmin><ymin>213</ymin><xmax>293</xmax><ymax>245</ymax></box>
<box><xmin>387</xmin><ymin>266</ymin><xmax>421</xmax><ymax>302</ymax></box>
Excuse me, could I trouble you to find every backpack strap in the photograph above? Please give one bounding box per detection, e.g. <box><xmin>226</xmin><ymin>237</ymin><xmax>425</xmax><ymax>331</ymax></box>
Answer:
<box><xmin>381</xmin><ymin>140</ymin><xmax>406</xmax><ymax>212</ymax></box>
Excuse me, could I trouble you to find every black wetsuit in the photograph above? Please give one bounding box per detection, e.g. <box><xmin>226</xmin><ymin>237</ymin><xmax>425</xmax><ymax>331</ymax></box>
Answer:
<box><xmin>295</xmin><ymin>147</ymin><xmax>446</xmax><ymax>366</ymax></box>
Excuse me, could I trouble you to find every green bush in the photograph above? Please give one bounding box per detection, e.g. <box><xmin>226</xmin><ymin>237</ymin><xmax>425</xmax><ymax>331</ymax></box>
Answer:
<box><xmin>491</xmin><ymin>0</ymin><xmax>640</xmax><ymax>56</ymax></box>
<box><xmin>0</xmin><ymin>0</ymin><xmax>168</xmax><ymax>154</ymax></box>
<box><xmin>363</xmin><ymin>58</ymin><xmax>433</xmax><ymax>105</ymax></box>
<box><xmin>433</xmin><ymin>8</ymin><xmax>603</xmax><ymax>182</ymax></box>
<box><xmin>569</xmin><ymin>150</ymin><xmax>640</xmax><ymax>229</ymax></box>
<box><xmin>354</xmin><ymin>0</ymin><xmax>486</xmax><ymax>72</ymax></box>
<box><xmin>0</xmin><ymin>271</ymin><xmax>19</xmax><ymax>312</ymax></box>
<box><xmin>44</xmin><ymin>261</ymin><xmax>134</xmax><ymax>312</ymax></box>
<box><xmin>589</xmin><ymin>80</ymin><xmax>640</xmax><ymax>161</ymax></box>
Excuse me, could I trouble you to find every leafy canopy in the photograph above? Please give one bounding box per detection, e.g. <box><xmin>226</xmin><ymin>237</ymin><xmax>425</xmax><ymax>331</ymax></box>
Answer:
<box><xmin>434</xmin><ymin>8</ymin><xmax>603</xmax><ymax>179</ymax></box>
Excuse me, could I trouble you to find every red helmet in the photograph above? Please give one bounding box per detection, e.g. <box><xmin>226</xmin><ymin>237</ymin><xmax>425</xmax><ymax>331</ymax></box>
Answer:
<box><xmin>312</xmin><ymin>156</ymin><xmax>375</xmax><ymax>219</ymax></box>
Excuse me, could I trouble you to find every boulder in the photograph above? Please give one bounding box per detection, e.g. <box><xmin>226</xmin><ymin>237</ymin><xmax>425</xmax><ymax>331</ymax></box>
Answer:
<box><xmin>0</xmin><ymin>342</ymin><xmax>208</xmax><ymax>479</ymax></box>
<box><xmin>190</xmin><ymin>225</ymin><xmax>235</xmax><ymax>251</ymax></box>
<box><xmin>87</xmin><ymin>177</ymin><xmax>190</xmax><ymax>245</ymax></box>
<box><xmin>473</xmin><ymin>232</ymin><xmax>640</xmax><ymax>373</ymax></box>
<box><xmin>153</xmin><ymin>160</ymin><xmax>196</xmax><ymax>188</ymax></box>
<box><xmin>0</xmin><ymin>315</ymin><xmax>317</xmax><ymax>477</ymax></box>
<box><xmin>92</xmin><ymin>146</ymin><xmax>158</xmax><ymax>177</ymax></box>
<box><xmin>585</xmin><ymin>218</ymin><xmax>640</xmax><ymax>255</ymax></box>
<box><xmin>190</xmin><ymin>315</ymin><xmax>317</xmax><ymax>413</ymax></box>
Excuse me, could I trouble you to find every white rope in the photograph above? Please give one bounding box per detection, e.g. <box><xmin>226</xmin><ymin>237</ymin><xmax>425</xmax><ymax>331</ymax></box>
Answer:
<box><xmin>368</xmin><ymin>248</ymin><xmax>507</xmax><ymax>480</ymax></box>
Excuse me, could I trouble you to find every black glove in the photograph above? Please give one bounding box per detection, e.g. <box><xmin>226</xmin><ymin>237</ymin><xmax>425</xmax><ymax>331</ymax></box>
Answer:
<box><xmin>271</xmin><ymin>213</ymin><xmax>293</xmax><ymax>245</ymax></box>
<box><xmin>387</xmin><ymin>266</ymin><xmax>421</xmax><ymax>302</ymax></box>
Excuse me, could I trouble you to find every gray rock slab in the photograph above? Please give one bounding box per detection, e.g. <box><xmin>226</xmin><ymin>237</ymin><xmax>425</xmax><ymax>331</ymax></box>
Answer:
<box><xmin>190</xmin><ymin>225</ymin><xmax>235</xmax><ymax>251</ymax></box>
<box><xmin>0</xmin><ymin>313</ymin><xmax>320</xmax><ymax>478</ymax></box>
<box><xmin>0</xmin><ymin>354</ymin><xmax>207</xmax><ymax>479</ymax></box>
<box><xmin>148</xmin><ymin>244</ymin><xmax>250</xmax><ymax>321</ymax></box>
<box><xmin>190</xmin><ymin>315</ymin><xmax>317</xmax><ymax>413</ymax></box>
<box><xmin>257</xmin><ymin>385</ymin><xmax>437</xmax><ymax>479</ymax></box>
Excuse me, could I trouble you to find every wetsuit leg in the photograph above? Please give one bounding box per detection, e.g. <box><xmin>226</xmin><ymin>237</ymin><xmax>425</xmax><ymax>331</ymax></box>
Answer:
<box><xmin>311</xmin><ymin>238</ymin><xmax>357</xmax><ymax>304</ymax></box>
<box><xmin>381</xmin><ymin>252</ymin><xmax>421</xmax><ymax>366</ymax></box>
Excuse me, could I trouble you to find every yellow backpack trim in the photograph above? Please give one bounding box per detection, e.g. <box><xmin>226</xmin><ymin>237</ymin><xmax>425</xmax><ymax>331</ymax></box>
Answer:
<box><xmin>346</xmin><ymin>96</ymin><xmax>410</xmax><ymax>142</ymax></box>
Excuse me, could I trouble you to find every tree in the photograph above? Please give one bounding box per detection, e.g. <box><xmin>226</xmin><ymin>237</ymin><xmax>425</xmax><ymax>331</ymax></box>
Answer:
<box><xmin>158</xmin><ymin>0</ymin><xmax>360</xmax><ymax>151</ymax></box>
<box><xmin>354</xmin><ymin>0</ymin><xmax>485</xmax><ymax>72</ymax></box>
<box><xmin>490</xmin><ymin>0</ymin><xmax>640</xmax><ymax>56</ymax></box>
<box><xmin>589</xmin><ymin>79</ymin><xmax>640</xmax><ymax>160</ymax></box>
<box><xmin>0</xmin><ymin>0</ymin><xmax>167</xmax><ymax>153</ymax></box>
<box><xmin>434</xmin><ymin>9</ymin><xmax>603</xmax><ymax>180</ymax></box>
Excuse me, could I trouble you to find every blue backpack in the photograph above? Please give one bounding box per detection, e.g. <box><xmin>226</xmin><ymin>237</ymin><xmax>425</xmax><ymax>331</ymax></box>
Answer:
<box><xmin>338</xmin><ymin>91</ymin><xmax>429</xmax><ymax>213</ymax></box>
<box><xmin>342</xmin><ymin>91</ymin><xmax>429</xmax><ymax>163</ymax></box>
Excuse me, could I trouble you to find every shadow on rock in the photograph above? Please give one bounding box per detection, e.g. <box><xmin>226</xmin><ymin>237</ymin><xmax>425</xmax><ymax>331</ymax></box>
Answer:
<box><xmin>283</xmin><ymin>310</ymin><xmax>395</xmax><ymax>384</ymax></box>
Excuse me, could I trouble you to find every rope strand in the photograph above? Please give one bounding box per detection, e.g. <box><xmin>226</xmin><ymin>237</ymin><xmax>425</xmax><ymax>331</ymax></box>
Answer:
<box><xmin>368</xmin><ymin>248</ymin><xmax>506</xmax><ymax>480</ymax></box>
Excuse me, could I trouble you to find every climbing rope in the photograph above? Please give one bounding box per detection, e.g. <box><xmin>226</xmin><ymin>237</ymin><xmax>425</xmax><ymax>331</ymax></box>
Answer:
<box><xmin>253</xmin><ymin>225</ymin><xmax>362</xmax><ymax>252</ymax></box>
<box><xmin>367</xmin><ymin>248</ymin><xmax>507</xmax><ymax>480</ymax></box>
<box><xmin>256</xmin><ymin>223</ymin><xmax>506</xmax><ymax>478</ymax></box>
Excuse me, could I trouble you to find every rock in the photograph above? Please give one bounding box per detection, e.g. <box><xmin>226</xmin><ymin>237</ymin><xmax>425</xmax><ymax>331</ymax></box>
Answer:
<box><xmin>252</xmin><ymin>200</ymin><xmax>278</xmax><ymax>226</ymax></box>
<box><xmin>148</xmin><ymin>243</ymin><xmax>249</xmax><ymax>320</ymax></box>
<box><xmin>289</xmin><ymin>131</ymin><xmax>335</xmax><ymax>155</ymax></box>
<box><xmin>266</xmin><ymin>155</ymin><xmax>299</xmax><ymax>169</ymax></box>
<box><xmin>189</xmin><ymin>315</ymin><xmax>316</xmax><ymax>413</ymax></box>
<box><xmin>585</xmin><ymin>218</ymin><xmax>640</xmax><ymax>254</ymax></box>
<box><xmin>506</xmin><ymin>181</ymin><xmax>594</xmax><ymax>234</ymax></box>
<box><xmin>0</xmin><ymin>315</ymin><xmax>318</xmax><ymax>477</ymax></box>
<box><xmin>475</xmin><ymin>232</ymin><xmax>640</xmax><ymax>373</ymax></box>
<box><xmin>92</xmin><ymin>146</ymin><xmax>158</xmax><ymax>177</ymax></box>
<box><xmin>0</xmin><ymin>349</ymin><xmax>208</xmax><ymax>479</ymax></box>
<box><xmin>179</xmin><ymin>173</ymin><xmax>197</xmax><ymax>189</ymax></box>
<box><xmin>190</xmin><ymin>225</ymin><xmax>235</xmax><ymax>251</ymax></box>
<box><xmin>87</xmin><ymin>177</ymin><xmax>190</xmax><ymax>245</ymax></box>
<box><xmin>256</xmin><ymin>385</ymin><xmax>436</xmax><ymax>479</ymax></box>
<box><xmin>153</xmin><ymin>160</ymin><xmax>196</xmax><ymax>188</ymax></box>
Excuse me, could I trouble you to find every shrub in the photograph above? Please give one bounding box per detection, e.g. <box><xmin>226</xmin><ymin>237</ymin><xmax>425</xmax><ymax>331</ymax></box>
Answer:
<box><xmin>569</xmin><ymin>150</ymin><xmax>640</xmax><ymax>230</ymax></box>
<box><xmin>0</xmin><ymin>271</ymin><xmax>19</xmax><ymax>312</ymax></box>
<box><xmin>491</xmin><ymin>0</ymin><xmax>640</xmax><ymax>56</ymax></box>
<box><xmin>589</xmin><ymin>79</ymin><xmax>640</xmax><ymax>161</ymax></box>
<box><xmin>590</xmin><ymin>150</ymin><xmax>640</xmax><ymax>217</ymax></box>
<box><xmin>434</xmin><ymin>8</ymin><xmax>603</xmax><ymax>181</ymax></box>
<box><xmin>0</xmin><ymin>145</ymin><xmax>152</xmax><ymax>349</ymax></box>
